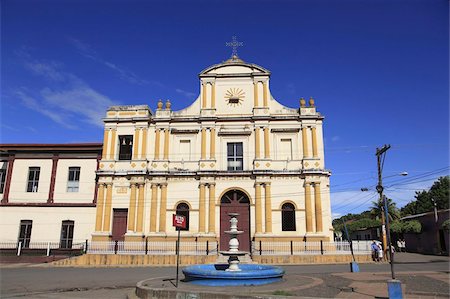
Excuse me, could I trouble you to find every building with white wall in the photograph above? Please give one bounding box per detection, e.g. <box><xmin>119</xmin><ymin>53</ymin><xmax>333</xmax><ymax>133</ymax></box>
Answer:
<box><xmin>0</xmin><ymin>144</ymin><xmax>102</xmax><ymax>247</ymax></box>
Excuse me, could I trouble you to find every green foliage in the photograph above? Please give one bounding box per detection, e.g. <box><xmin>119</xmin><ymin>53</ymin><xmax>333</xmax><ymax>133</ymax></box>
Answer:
<box><xmin>370</xmin><ymin>197</ymin><xmax>400</xmax><ymax>221</ymax></box>
<box><xmin>401</xmin><ymin>176</ymin><xmax>449</xmax><ymax>217</ymax></box>
<box><xmin>390</xmin><ymin>221</ymin><xmax>404</xmax><ymax>234</ymax></box>
<box><xmin>442</xmin><ymin>219</ymin><xmax>450</xmax><ymax>231</ymax></box>
<box><xmin>402</xmin><ymin>220</ymin><xmax>421</xmax><ymax>233</ymax></box>
<box><xmin>333</xmin><ymin>218</ymin><xmax>381</xmax><ymax>235</ymax></box>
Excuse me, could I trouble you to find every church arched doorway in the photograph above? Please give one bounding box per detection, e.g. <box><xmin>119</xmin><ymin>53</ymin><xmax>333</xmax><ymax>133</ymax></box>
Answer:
<box><xmin>220</xmin><ymin>189</ymin><xmax>250</xmax><ymax>252</ymax></box>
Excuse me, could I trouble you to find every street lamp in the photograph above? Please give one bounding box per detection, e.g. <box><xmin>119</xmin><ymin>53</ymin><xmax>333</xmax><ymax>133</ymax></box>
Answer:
<box><xmin>375</xmin><ymin>144</ymin><xmax>406</xmax><ymax>299</ymax></box>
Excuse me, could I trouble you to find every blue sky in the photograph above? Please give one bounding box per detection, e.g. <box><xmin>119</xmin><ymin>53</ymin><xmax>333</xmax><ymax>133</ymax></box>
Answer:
<box><xmin>1</xmin><ymin>0</ymin><xmax>449</xmax><ymax>217</ymax></box>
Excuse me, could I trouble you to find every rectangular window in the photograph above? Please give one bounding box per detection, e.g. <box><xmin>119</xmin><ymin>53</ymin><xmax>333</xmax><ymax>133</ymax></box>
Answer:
<box><xmin>280</xmin><ymin>138</ymin><xmax>293</xmax><ymax>160</ymax></box>
<box><xmin>60</xmin><ymin>220</ymin><xmax>74</xmax><ymax>249</ymax></box>
<box><xmin>179</xmin><ymin>140</ymin><xmax>191</xmax><ymax>161</ymax></box>
<box><xmin>0</xmin><ymin>168</ymin><xmax>6</xmax><ymax>193</ymax></box>
<box><xmin>67</xmin><ymin>167</ymin><xmax>80</xmax><ymax>192</ymax></box>
<box><xmin>27</xmin><ymin>167</ymin><xmax>40</xmax><ymax>192</ymax></box>
<box><xmin>227</xmin><ymin>142</ymin><xmax>243</xmax><ymax>171</ymax></box>
<box><xmin>118</xmin><ymin>135</ymin><xmax>133</xmax><ymax>160</ymax></box>
<box><xmin>18</xmin><ymin>220</ymin><xmax>32</xmax><ymax>248</ymax></box>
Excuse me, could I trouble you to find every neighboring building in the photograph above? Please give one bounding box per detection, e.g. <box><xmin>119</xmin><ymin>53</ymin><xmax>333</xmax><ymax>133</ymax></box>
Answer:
<box><xmin>401</xmin><ymin>209</ymin><xmax>449</xmax><ymax>255</ymax></box>
<box><xmin>93</xmin><ymin>55</ymin><xmax>332</xmax><ymax>251</ymax></box>
<box><xmin>350</xmin><ymin>226</ymin><xmax>380</xmax><ymax>241</ymax></box>
<box><xmin>0</xmin><ymin>56</ymin><xmax>333</xmax><ymax>252</ymax></box>
<box><xmin>0</xmin><ymin>144</ymin><xmax>102</xmax><ymax>247</ymax></box>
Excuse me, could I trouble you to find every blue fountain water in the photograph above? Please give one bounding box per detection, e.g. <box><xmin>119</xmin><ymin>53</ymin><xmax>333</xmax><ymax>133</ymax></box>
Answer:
<box><xmin>182</xmin><ymin>264</ymin><xmax>285</xmax><ymax>286</ymax></box>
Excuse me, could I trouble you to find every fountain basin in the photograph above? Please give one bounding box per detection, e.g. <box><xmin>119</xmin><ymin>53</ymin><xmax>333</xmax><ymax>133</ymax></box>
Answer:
<box><xmin>182</xmin><ymin>264</ymin><xmax>285</xmax><ymax>286</ymax></box>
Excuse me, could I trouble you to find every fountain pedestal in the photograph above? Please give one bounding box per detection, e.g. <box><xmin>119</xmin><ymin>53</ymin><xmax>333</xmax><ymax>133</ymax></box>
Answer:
<box><xmin>182</xmin><ymin>212</ymin><xmax>285</xmax><ymax>286</ymax></box>
<box><xmin>219</xmin><ymin>213</ymin><xmax>246</xmax><ymax>271</ymax></box>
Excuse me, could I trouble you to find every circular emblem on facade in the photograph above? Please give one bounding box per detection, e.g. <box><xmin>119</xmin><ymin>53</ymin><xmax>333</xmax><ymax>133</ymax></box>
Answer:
<box><xmin>225</xmin><ymin>88</ymin><xmax>245</xmax><ymax>106</ymax></box>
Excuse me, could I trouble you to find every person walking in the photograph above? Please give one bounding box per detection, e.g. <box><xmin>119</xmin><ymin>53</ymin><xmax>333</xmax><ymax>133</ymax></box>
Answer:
<box><xmin>371</xmin><ymin>240</ymin><xmax>379</xmax><ymax>262</ymax></box>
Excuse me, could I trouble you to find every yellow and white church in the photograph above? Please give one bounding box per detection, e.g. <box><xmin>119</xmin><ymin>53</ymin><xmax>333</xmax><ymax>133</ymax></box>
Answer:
<box><xmin>93</xmin><ymin>55</ymin><xmax>332</xmax><ymax>251</ymax></box>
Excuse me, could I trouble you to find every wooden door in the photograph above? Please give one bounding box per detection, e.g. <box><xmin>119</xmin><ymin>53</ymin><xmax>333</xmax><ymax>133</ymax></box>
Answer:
<box><xmin>111</xmin><ymin>209</ymin><xmax>128</xmax><ymax>241</ymax></box>
<box><xmin>220</xmin><ymin>190</ymin><xmax>250</xmax><ymax>252</ymax></box>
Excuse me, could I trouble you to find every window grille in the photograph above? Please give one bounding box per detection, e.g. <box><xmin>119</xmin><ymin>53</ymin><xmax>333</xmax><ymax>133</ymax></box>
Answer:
<box><xmin>281</xmin><ymin>203</ymin><xmax>296</xmax><ymax>231</ymax></box>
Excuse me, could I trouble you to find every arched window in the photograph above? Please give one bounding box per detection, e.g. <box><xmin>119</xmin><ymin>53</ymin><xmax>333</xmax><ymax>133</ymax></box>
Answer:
<box><xmin>282</xmin><ymin>203</ymin><xmax>296</xmax><ymax>231</ymax></box>
<box><xmin>176</xmin><ymin>203</ymin><xmax>190</xmax><ymax>231</ymax></box>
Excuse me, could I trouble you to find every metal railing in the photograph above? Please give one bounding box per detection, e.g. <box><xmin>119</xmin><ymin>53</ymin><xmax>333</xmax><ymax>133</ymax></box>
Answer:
<box><xmin>86</xmin><ymin>240</ymin><xmax>219</xmax><ymax>255</ymax></box>
<box><xmin>251</xmin><ymin>241</ymin><xmax>371</xmax><ymax>256</ymax></box>
<box><xmin>1</xmin><ymin>240</ymin><xmax>371</xmax><ymax>256</ymax></box>
<box><xmin>0</xmin><ymin>241</ymin><xmax>85</xmax><ymax>256</ymax></box>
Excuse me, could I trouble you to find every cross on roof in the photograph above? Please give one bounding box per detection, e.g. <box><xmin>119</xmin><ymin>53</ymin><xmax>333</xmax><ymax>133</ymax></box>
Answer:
<box><xmin>226</xmin><ymin>36</ymin><xmax>243</xmax><ymax>58</ymax></box>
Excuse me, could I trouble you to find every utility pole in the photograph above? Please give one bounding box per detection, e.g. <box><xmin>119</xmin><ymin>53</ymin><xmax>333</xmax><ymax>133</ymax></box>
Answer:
<box><xmin>376</xmin><ymin>144</ymin><xmax>390</xmax><ymax>252</ymax></box>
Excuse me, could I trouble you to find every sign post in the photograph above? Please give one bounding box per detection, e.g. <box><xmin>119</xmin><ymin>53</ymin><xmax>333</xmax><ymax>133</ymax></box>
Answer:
<box><xmin>173</xmin><ymin>214</ymin><xmax>186</xmax><ymax>288</ymax></box>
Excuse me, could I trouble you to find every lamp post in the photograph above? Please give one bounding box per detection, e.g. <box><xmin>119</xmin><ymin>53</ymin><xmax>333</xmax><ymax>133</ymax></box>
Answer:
<box><xmin>376</xmin><ymin>144</ymin><xmax>391</xmax><ymax>252</ymax></box>
<box><xmin>375</xmin><ymin>144</ymin><xmax>407</xmax><ymax>299</ymax></box>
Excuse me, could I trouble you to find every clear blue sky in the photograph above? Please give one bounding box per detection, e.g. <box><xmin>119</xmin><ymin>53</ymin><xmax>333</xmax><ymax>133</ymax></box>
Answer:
<box><xmin>1</xmin><ymin>0</ymin><xmax>449</xmax><ymax>217</ymax></box>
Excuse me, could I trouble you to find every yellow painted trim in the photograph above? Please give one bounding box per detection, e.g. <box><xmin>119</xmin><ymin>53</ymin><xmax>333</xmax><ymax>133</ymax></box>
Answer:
<box><xmin>255</xmin><ymin>127</ymin><xmax>261</xmax><ymax>159</ymax></box>
<box><xmin>255</xmin><ymin>183</ymin><xmax>262</xmax><ymax>233</ymax></box>
<box><xmin>312</xmin><ymin>127</ymin><xmax>318</xmax><ymax>158</ymax></box>
<box><xmin>154</xmin><ymin>129</ymin><xmax>160</xmax><ymax>160</ymax></box>
<box><xmin>314</xmin><ymin>183</ymin><xmax>323</xmax><ymax>232</ymax></box>
<box><xmin>305</xmin><ymin>182</ymin><xmax>313</xmax><ymax>233</ymax></box>
<box><xmin>101</xmin><ymin>130</ymin><xmax>109</xmax><ymax>159</ymax></box>
<box><xmin>211</xmin><ymin>83</ymin><xmax>215</xmax><ymax>109</ymax></box>
<box><xmin>95</xmin><ymin>184</ymin><xmax>105</xmax><ymax>231</ymax></box>
<box><xmin>133</xmin><ymin>129</ymin><xmax>140</xmax><ymax>160</ymax></box>
<box><xmin>202</xmin><ymin>83</ymin><xmax>206</xmax><ymax>109</ymax></box>
<box><xmin>210</xmin><ymin>128</ymin><xmax>215</xmax><ymax>159</ymax></box>
<box><xmin>264</xmin><ymin>183</ymin><xmax>272</xmax><ymax>233</ymax></box>
<box><xmin>302</xmin><ymin>127</ymin><xmax>309</xmax><ymax>158</ymax></box>
<box><xmin>136</xmin><ymin>183</ymin><xmax>145</xmax><ymax>232</ymax></box>
<box><xmin>109</xmin><ymin>129</ymin><xmax>116</xmax><ymax>160</ymax></box>
<box><xmin>173</xmin><ymin>200</ymin><xmax>193</xmax><ymax>210</ymax></box>
<box><xmin>141</xmin><ymin>128</ymin><xmax>147</xmax><ymax>159</ymax></box>
<box><xmin>264</xmin><ymin>127</ymin><xmax>270</xmax><ymax>159</ymax></box>
<box><xmin>159</xmin><ymin>184</ymin><xmax>167</xmax><ymax>232</ymax></box>
<box><xmin>263</xmin><ymin>81</ymin><xmax>268</xmax><ymax>107</ymax></box>
<box><xmin>199</xmin><ymin>183</ymin><xmax>206</xmax><ymax>233</ymax></box>
<box><xmin>278</xmin><ymin>200</ymin><xmax>299</xmax><ymax>210</ymax></box>
<box><xmin>150</xmin><ymin>184</ymin><xmax>158</xmax><ymax>232</ymax></box>
<box><xmin>201</xmin><ymin>128</ymin><xmax>206</xmax><ymax>160</ymax></box>
<box><xmin>216</xmin><ymin>187</ymin><xmax>253</xmax><ymax>205</ymax></box>
<box><xmin>208</xmin><ymin>184</ymin><xmax>215</xmax><ymax>233</ymax></box>
<box><xmin>103</xmin><ymin>184</ymin><xmax>113</xmax><ymax>232</ymax></box>
<box><xmin>127</xmin><ymin>184</ymin><xmax>137</xmax><ymax>231</ymax></box>
<box><xmin>253</xmin><ymin>81</ymin><xmax>259</xmax><ymax>107</ymax></box>
<box><xmin>163</xmin><ymin>129</ymin><xmax>169</xmax><ymax>160</ymax></box>
<box><xmin>118</xmin><ymin>111</ymin><xmax>136</xmax><ymax>116</ymax></box>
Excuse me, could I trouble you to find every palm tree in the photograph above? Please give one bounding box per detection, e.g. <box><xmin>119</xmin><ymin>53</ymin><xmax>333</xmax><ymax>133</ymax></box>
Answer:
<box><xmin>370</xmin><ymin>197</ymin><xmax>400</xmax><ymax>222</ymax></box>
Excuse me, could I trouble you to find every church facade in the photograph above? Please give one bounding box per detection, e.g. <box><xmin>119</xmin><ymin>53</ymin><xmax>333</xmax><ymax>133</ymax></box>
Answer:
<box><xmin>93</xmin><ymin>56</ymin><xmax>332</xmax><ymax>250</ymax></box>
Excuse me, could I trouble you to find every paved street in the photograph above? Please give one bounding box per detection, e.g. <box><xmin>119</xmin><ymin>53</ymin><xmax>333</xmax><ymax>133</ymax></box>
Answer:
<box><xmin>0</xmin><ymin>253</ymin><xmax>448</xmax><ymax>298</ymax></box>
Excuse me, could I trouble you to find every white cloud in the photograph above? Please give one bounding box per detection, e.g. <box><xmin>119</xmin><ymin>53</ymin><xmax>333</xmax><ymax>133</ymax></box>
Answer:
<box><xmin>24</xmin><ymin>61</ymin><xmax>65</xmax><ymax>82</ymax></box>
<box><xmin>18</xmin><ymin>56</ymin><xmax>117</xmax><ymax>128</ymax></box>
<box><xmin>176</xmin><ymin>88</ymin><xmax>196</xmax><ymax>99</ymax></box>
<box><xmin>41</xmin><ymin>84</ymin><xmax>114</xmax><ymax>127</ymax></box>
<box><xmin>67</xmin><ymin>37</ymin><xmax>150</xmax><ymax>85</ymax></box>
<box><xmin>15</xmin><ymin>90</ymin><xmax>77</xmax><ymax>129</ymax></box>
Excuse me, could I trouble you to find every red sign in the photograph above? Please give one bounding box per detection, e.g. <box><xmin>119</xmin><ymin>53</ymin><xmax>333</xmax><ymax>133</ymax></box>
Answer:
<box><xmin>172</xmin><ymin>214</ymin><xmax>186</xmax><ymax>229</ymax></box>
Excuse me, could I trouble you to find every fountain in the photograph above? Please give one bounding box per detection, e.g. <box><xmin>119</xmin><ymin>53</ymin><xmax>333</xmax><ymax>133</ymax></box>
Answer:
<box><xmin>182</xmin><ymin>213</ymin><xmax>285</xmax><ymax>286</ymax></box>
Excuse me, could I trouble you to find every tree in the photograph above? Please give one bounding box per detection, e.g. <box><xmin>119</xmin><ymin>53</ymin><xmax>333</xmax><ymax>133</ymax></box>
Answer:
<box><xmin>370</xmin><ymin>197</ymin><xmax>400</xmax><ymax>221</ymax></box>
<box><xmin>401</xmin><ymin>176</ymin><xmax>449</xmax><ymax>217</ymax></box>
